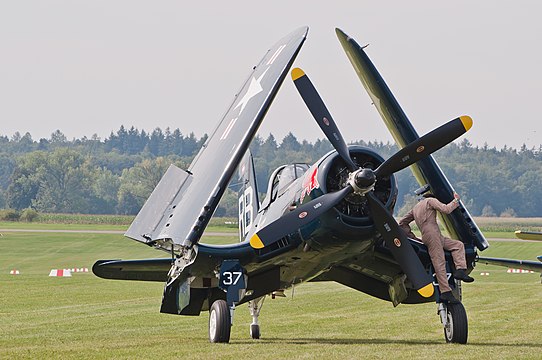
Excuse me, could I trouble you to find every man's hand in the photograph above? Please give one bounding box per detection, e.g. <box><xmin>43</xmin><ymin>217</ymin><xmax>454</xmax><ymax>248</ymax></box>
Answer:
<box><xmin>453</xmin><ymin>192</ymin><xmax>460</xmax><ymax>202</ymax></box>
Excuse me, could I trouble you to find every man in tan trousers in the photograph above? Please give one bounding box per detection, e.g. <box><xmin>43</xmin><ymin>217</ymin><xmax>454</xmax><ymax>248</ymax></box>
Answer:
<box><xmin>399</xmin><ymin>192</ymin><xmax>474</xmax><ymax>303</ymax></box>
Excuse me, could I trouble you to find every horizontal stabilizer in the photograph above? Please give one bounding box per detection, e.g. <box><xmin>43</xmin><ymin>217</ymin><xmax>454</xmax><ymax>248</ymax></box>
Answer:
<box><xmin>125</xmin><ymin>164</ymin><xmax>193</xmax><ymax>244</ymax></box>
<box><xmin>478</xmin><ymin>256</ymin><xmax>542</xmax><ymax>273</ymax></box>
<box><xmin>92</xmin><ymin>258</ymin><xmax>172</xmax><ymax>282</ymax></box>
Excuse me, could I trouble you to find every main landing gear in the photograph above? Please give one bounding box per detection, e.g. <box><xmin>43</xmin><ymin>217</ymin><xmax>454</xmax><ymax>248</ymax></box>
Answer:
<box><xmin>437</xmin><ymin>282</ymin><xmax>468</xmax><ymax>344</ymax></box>
<box><xmin>208</xmin><ymin>296</ymin><xmax>266</xmax><ymax>343</ymax></box>
<box><xmin>209</xmin><ymin>299</ymin><xmax>231</xmax><ymax>343</ymax></box>
<box><xmin>439</xmin><ymin>302</ymin><xmax>468</xmax><ymax>344</ymax></box>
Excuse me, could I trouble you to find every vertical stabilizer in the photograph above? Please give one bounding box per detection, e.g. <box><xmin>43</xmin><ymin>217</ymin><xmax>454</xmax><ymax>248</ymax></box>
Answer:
<box><xmin>238</xmin><ymin>150</ymin><xmax>259</xmax><ymax>241</ymax></box>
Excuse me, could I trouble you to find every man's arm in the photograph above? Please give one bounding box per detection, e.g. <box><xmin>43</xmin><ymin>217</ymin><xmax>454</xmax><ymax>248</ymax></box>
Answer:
<box><xmin>427</xmin><ymin>193</ymin><xmax>460</xmax><ymax>214</ymax></box>
<box><xmin>398</xmin><ymin>210</ymin><xmax>420</xmax><ymax>240</ymax></box>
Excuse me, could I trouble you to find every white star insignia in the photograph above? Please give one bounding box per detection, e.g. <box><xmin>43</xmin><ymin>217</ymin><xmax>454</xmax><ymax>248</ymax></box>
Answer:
<box><xmin>234</xmin><ymin>68</ymin><xmax>269</xmax><ymax>114</ymax></box>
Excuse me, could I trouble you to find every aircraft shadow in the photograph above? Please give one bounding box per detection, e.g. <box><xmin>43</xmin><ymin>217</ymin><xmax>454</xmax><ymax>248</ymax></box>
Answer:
<box><xmin>234</xmin><ymin>337</ymin><xmax>542</xmax><ymax>347</ymax></box>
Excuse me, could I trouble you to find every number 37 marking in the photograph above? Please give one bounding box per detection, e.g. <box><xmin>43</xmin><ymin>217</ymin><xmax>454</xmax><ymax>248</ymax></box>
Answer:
<box><xmin>222</xmin><ymin>271</ymin><xmax>242</xmax><ymax>286</ymax></box>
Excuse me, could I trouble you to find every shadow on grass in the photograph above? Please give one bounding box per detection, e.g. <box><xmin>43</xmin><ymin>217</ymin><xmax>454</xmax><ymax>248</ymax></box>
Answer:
<box><xmin>233</xmin><ymin>337</ymin><xmax>542</xmax><ymax>347</ymax></box>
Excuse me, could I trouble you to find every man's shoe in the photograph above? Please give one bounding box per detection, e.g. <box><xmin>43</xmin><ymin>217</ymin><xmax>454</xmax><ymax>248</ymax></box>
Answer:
<box><xmin>454</xmin><ymin>269</ymin><xmax>475</xmax><ymax>283</ymax></box>
<box><xmin>439</xmin><ymin>291</ymin><xmax>460</xmax><ymax>304</ymax></box>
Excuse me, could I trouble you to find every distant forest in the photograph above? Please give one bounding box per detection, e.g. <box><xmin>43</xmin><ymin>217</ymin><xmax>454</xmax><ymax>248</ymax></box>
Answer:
<box><xmin>1</xmin><ymin>126</ymin><xmax>542</xmax><ymax>218</ymax></box>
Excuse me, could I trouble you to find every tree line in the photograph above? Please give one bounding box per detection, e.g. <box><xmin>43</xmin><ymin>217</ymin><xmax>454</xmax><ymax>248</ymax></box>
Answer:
<box><xmin>1</xmin><ymin>127</ymin><xmax>541</xmax><ymax>217</ymax></box>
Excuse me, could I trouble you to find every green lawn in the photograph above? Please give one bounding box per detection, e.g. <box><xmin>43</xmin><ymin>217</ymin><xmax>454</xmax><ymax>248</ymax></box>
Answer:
<box><xmin>0</xmin><ymin>228</ymin><xmax>540</xmax><ymax>359</ymax></box>
<box><xmin>0</xmin><ymin>221</ymin><xmax>238</xmax><ymax>233</ymax></box>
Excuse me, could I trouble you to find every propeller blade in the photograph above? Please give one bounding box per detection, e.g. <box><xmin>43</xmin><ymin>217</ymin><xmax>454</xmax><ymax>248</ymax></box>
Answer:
<box><xmin>366</xmin><ymin>192</ymin><xmax>434</xmax><ymax>297</ymax></box>
<box><xmin>250</xmin><ymin>186</ymin><xmax>353</xmax><ymax>249</ymax></box>
<box><xmin>292</xmin><ymin>68</ymin><xmax>358</xmax><ymax>172</ymax></box>
<box><xmin>375</xmin><ymin>116</ymin><xmax>472</xmax><ymax>178</ymax></box>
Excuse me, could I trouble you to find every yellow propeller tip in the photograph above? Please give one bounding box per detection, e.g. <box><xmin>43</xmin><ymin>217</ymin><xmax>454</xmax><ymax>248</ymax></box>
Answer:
<box><xmin>250</xmin><ymin>234</ymin><xmax>265</xmax><ymax>249</ymax></box>
<box><xmin>460</xmin><ymin>116</ymin><xmax>473</xmax><ymax>131</ymax></box>
<box><xmin>291</xmin><ymin>67</ymin><xmax>305</xmax><ymax>81</ymax></box>
<box><xmin>417</xmin><ymin>283</ymin><xmax>435</xmax><ymax>298</ymax></box>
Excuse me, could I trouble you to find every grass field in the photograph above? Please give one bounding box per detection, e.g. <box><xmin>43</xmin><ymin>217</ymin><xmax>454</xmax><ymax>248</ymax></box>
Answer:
<box><xmin>0</xmin><ymin>227</ymin><xmax>541</xmax><ymax>359</ymax></box>
<box><xmin>3</xmin><ymin>215</ymin><xmax>541</xmax><ymax>236</ymax></box>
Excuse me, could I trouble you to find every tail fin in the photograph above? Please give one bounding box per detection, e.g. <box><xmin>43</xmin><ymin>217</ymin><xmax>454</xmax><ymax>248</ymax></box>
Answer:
<box><xmin>238</xmin><ymin>150</ymin><xmax>259</xmax><ymax>241</ymax></box>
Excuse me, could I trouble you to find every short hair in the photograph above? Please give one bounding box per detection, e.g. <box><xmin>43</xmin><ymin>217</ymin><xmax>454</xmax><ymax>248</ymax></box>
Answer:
<box><xmin>422</xmin><ymin>193</ymin><xmax>436</xmax><ymax>199</ymax></box>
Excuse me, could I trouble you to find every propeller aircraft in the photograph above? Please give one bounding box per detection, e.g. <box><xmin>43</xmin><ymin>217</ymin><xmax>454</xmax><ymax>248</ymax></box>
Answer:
<box><xmin>93</xmin><ymin>26</ymin><xmax>542</xmax><ymax>344</ymax></box>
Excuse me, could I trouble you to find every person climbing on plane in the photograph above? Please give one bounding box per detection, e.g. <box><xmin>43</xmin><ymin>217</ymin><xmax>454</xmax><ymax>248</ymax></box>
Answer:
<box><xmin>399</xmin><ymin>191</ymin><xmax>474</xmax><ymax>303</ymax></box>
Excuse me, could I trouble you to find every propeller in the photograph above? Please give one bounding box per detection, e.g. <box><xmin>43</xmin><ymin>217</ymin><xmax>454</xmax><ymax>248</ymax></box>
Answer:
<box><xmin>250</xmin><ymin>67</ymin><xmax>473</xmax><ymax>297</ymax></box>
<box><xmin>291</xmin><ymin>68</ymin><xmax>357</xmax><ymax>172</ymax></box>
<box><xmin>374</xmin><ymin>116</ymin><xmax>472</xmax><ymax>178</ymax></box>
<box><xmin>250</xmin><ymin>186</ymin><xmax>352</xmax><ymax>249</ymax></box>
<box><xmin>365</xmin><ymin>191</ymin><xmax>433</xmax><ymax>296</ymax></box>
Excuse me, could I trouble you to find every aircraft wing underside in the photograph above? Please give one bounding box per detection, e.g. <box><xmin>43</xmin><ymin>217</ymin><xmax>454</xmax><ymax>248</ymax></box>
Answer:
<box><xmin>310</xmin><ymin>252</ymin><xmax>433</xmax><ymax>306</ymax></box>
<box><xmin>125</xmin><ymin>27</ymin><xmax>308</xmax><ymax>252</ymax></box>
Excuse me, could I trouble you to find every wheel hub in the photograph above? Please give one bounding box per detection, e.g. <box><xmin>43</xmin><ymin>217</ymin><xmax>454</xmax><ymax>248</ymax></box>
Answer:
<box><xmin>445</xmin><ymin>311</ymin><xmax>453</xmax><ymax>339</ymax></box>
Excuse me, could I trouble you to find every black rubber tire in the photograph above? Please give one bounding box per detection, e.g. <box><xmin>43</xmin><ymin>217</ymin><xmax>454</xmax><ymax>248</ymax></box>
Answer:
<box><xmin>444</xmin><ymin>302</ymin><xmax>468</xmax><ymax>344</ymax></box>
<box><xmin>209</xmin><ymin>300</ymin><xmax>231</xmax><ymax>343</ymax></box>
<box><xmin>250</xmin><ymin>324</ymin><xmax>260</xmax><ymax>339</ymax></box>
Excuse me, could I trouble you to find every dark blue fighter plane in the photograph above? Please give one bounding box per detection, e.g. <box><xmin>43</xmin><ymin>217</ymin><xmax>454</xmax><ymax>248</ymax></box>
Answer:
<box><xmin>93</xmin><ymin>27</ymin><xmax>542</xmax><ymax>344</ymax></box>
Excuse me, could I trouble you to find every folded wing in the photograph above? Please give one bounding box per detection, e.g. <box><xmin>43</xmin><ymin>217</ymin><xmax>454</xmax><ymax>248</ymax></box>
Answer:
<box><xmin>336</xmin><ymin>28</ymin><xmax>488</xmax><ymax>251</ymax></box>
<box><xmin>125</xmin><ymin>27</ymin><xmax>309</xmax><ymax>252</ymax></box>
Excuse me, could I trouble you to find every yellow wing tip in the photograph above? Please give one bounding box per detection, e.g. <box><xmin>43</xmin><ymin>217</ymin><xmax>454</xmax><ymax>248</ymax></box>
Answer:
<box><xmin>291</xmin><ymin>67</ymin><xmax>305</xmax><ymax>81</ymax></box>
<box><xmin>460</xmin><ymin>116</ymin><xmax>473</xmax><ymax>131</ymax></box>
<box><xmin>250</xmin><ymin>234</ymin><xmax>265</xmax><ymax>249</ymax></box>
<box><xmin>417</xmin><ymin>283</ymin><xmax>435</xmax><ymax>298</ymax></box>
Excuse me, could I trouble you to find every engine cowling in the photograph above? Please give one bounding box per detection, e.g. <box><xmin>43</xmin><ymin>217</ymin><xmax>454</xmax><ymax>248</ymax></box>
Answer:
<box><xmin>317</xmin><ymin>146</ymin><xmax>398</xmax><ymax>223</ymax></box>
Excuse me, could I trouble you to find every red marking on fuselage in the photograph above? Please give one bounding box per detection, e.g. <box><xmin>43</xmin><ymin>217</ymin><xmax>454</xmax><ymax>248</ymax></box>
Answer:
<box><xmin>300</xmin><ymin>167</ymin><xmax>320</xmax><ymax>203</ymax></box>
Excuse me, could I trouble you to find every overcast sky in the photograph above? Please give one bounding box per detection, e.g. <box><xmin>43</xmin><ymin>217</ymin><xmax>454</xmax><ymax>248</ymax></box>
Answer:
<box><xmin>1</xmin><ymin>1</ymin><xmax>541</xmax><ymax>149</ymax></box>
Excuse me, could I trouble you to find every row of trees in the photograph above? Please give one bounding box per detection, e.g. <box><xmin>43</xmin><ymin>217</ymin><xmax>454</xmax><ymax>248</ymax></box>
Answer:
<box><xmin>1</xmin><ymin>127</ymin><xmax>542</xmax><ymax>217</ymax></box>
<box><xmin>2</xmin><ymin>126</ymin><xmax>207</xmax><ymax>157</ymax></box>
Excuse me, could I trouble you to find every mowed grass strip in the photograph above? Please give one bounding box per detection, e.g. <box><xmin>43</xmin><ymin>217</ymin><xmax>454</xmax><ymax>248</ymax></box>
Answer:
<box><xmin>0</xmin><ymin>229</ymin><xmax>540</xmax><ymax>359</ymax></box>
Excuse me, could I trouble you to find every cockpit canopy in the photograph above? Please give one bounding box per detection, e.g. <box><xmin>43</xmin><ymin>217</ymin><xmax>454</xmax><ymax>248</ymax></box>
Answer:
<box><xmin>261</xmin><ymin>163</ymin><xmax>310</xmax><ymax>209</ymax></box>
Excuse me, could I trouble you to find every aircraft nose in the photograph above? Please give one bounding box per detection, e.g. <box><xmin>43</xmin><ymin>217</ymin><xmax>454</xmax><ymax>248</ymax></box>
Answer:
<box><xmin>354</xmin><ymin>169</ymin><xmax>375</xmax><ymax>189</ymax></box>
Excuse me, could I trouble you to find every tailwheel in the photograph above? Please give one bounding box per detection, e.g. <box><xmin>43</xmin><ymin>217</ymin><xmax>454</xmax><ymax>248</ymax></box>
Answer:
<box><xmin>248</xmin><ymin>296</ymin><xmax>265</xmax><ymax>340</ymax></box>
<box><xmin>250</xmin><ymin>324</ymin><xmax>260</xmax><ymax>339</ymax></box>
<box><xmin>443</xmin><ymin>302</ymin><xmax>468</xmax><ymax>344</ymax></box>
<box><xmin>209</xmin><ymin>299</ymin><xmax>231</xmax><ymax>343</ymax></box>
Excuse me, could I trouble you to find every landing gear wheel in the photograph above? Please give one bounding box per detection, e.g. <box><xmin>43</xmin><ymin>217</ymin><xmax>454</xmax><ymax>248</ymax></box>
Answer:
<box><xmin>250</xmin><ymin>324</ymin><xmax>260</xmax><ymax>339</ymax></box>
<box><xmin>209</xmin><ymin>300</ymin><xmax>231</xmax><ymax>343</ymax></box>
<box><xmin>444</xmin><ymin>302</ymin><xmax>468</xmax><ymax>344</ymax></box>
